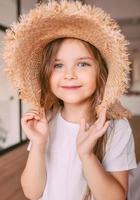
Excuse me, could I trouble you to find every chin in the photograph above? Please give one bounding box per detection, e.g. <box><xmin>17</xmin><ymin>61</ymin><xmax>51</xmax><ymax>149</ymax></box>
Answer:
<box><xmin>59</xmin><ymin>97</ymin><xmax>87</xmax><ymax>104</ymax></box>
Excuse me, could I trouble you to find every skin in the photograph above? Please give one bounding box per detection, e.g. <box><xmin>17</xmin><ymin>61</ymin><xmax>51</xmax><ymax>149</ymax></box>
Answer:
<box><xmin>77</xmin><ymin>108</ymin><xmax>128</xmax><ymax>199</ymax></box>
<box><xmin>21</xmin><ymin>38</ymin><xmax>128</xmax><ymax>199</ymax></box>
<box><xmin>50</xmin><ymin>38</ymin><xmax>128</xmax><ymax>199</ymax></box>
<box><xmin>50</xmin><ymin>38</ymin><xmax>98</xmax><ymax>124</ymax></box>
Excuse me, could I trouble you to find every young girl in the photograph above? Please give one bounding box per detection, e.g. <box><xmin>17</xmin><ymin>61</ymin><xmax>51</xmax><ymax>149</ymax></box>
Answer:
<box><xmin>2</xmin><ymin>1</ymin><xmax>137</xmax><ymax>200</ymax></box>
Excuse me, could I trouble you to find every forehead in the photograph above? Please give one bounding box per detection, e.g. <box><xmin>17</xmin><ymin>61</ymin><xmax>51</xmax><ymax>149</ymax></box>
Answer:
<box><xmin>55</xmin><ymin>38</ymin><xmax>94</xmax><ymax>59</ymax></box>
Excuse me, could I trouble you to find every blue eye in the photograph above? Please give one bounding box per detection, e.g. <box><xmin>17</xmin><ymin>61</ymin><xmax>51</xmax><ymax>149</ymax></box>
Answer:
<box><xmin>54</xmin><ymin>62</ymin><xmax>91</xmax><ymax>69</ymax></box>
<box><xmin>78</xmin><ymin>62</ymin><xmax>91</xmax><ymax>67</ymax></box>
<box><xmin>54</xmin><ymin>64</ymin><xmax>63</xmax><ymax>68</ymax></box>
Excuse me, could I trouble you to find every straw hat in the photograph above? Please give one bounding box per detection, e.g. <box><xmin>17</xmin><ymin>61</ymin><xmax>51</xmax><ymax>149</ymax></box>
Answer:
<box><xmin>2</xmin><ymin>0</ymin><xmax>132</xmax><ymax>119</ymax></box>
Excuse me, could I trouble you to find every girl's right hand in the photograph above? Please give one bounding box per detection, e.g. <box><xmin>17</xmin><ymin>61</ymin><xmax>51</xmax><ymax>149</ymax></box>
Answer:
<box><xmin>21</xmin><ymin>108</ymin><xmax>50</xmax><ymax>147</ymax></box>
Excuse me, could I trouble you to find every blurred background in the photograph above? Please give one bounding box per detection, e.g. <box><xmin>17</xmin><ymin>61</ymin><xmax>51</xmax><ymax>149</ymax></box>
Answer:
<box><xmin>0</xmin><ymin>0</ymin><xmax>140</xmax><ymax>199</ymax></box>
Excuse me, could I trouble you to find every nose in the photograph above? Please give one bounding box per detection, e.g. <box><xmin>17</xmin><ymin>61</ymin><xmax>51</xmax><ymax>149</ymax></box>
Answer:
<box><xmin>64</xmin><ymin>69</ymin><xmax>77</xmax><ymax>79</ymax></box>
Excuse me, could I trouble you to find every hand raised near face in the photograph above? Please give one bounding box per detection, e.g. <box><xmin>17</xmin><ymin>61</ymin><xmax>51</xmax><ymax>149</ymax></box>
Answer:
<box><xmin>76</xmin><ymin>109</ymin><xmax>110</xmax><ymax>159</ymax></box>
<box><xmin>21</xmin><ymin>108</ymin><xmax>50</xmax><ymax>147</ymax></box>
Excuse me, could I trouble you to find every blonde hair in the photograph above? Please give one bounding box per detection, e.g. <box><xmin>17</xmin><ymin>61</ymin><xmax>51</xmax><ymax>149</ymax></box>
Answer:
<box><xmin>39</xmin><ymin>37</ymin><xmax>112</xmax><ymax>200</ymax></box>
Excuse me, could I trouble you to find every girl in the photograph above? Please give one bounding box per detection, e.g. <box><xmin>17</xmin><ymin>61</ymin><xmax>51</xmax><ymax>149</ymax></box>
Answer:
<box><xmin>2</xmin><ymin>1</ymin><xmax>137</xmax><ymax>200</ymax></box>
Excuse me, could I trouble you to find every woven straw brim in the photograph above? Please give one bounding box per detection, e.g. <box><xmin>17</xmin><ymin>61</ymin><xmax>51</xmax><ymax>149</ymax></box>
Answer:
<box><xmin>2</xmin><ymin>0</ymin><xmax>132</xmax><ymax>119</ymax></box>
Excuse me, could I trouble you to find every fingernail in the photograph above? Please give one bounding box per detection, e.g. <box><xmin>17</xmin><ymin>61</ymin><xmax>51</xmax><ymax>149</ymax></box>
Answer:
<box><xmin>99</xmin><ymin>112</ymin><xmax>102</xmax><ymax>116</ymax></box>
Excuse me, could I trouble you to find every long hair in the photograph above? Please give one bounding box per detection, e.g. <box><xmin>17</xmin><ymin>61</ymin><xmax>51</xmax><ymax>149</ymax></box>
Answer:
<box><xmin>39</xmin><ymin>37</ymin><xmax>112</xmax><ymax>200</ymax></box>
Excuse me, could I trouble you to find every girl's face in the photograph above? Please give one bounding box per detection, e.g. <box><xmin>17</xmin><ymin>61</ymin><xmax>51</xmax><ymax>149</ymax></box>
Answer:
<box><xmin>50</xmin><ymin>38</ymin><xmax>98</xmax><ymax>105</ymax></box>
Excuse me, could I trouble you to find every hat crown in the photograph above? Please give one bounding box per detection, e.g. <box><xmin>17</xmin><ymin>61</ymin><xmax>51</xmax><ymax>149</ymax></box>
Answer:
<box><xmin>2</xmin><ymin>0</ymin><xmax>131</xmax><ymax>119</ymax></box>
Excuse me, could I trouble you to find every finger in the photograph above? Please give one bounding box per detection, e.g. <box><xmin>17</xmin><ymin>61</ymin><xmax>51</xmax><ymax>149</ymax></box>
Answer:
<box><xmin>94</xmin><ymin>109</ymin><xmax>107</xmax><ymax>130</ymax></box>
<box><xmin>21</xmin><ymin>114</ymin><xmax>39</xmax><ymax>124</ymax></box>
<box><xmin>38</xmin><ymin>111</ymin><xmax>48</xmax><ymax>123</ymax></box>
<box><xmin>99</xmin><ymin>109</ymin><xmax>106</xmax><ymax>121</ymax></box>
<box><xmin>24</xmin><ymin>110</ymin><xmax>40</xmax><ymax>116</ymax></box>
<box><xmin>23</xmin><ymin>113</ymin><xmax>40</xmax><ymax>118</ymax></box>
<box><xmin>21</xmin><ymin>117</ymin><xmax>34</xmax><ymax>133</ymax></box>
<box><xmin>95</xmin><ymin>120</ymin><xmax>110</xmax><ymax>138</ymax></box>
<box><xmin>79</xmin><ymin>118</ymin><xmax>86</xmax><ymax>133</ymax></box>
<box><xmin>23</xmin><ymin>113</ymin><xmax>40</xmax><ymax>120</ymax></box>
<box><xmin>25</xmin><ymin>110</ymin><xmax>47</xmax><ymax>124</ymax></box>
<box><xmin>41</xmin><ymin>111</ymin><xmax>46</xmax><ymax>119</ymax></box>
<box><xmin>25</xmin><ymin>107</ymin><xmax>43</xmax><ymax>114</ymax></box>
<box><xmin>26</xmin><ymin>108</ymin><xmax>39</xmax><ymax>111</ymax></box>
<box><xmin>99</xmin><ymin>120</ymin><xmax>110</xmax><ymax>135</ymax></box>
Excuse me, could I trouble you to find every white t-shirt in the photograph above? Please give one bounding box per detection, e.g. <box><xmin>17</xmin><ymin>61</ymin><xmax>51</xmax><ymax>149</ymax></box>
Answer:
<box><xmin>27</xmin><ymin>110</ymin><xmax>137</xmax><ymax>200</ymax></box>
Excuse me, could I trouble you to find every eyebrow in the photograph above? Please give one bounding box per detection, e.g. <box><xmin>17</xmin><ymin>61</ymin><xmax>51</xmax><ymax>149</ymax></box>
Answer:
<box><xmin>54</xmin><ymin>57</ymin><xmax>94</xmax><ymax>61</ymax></box>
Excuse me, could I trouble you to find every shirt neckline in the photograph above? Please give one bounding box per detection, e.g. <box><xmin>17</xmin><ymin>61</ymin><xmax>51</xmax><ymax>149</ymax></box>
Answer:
<box><xmin>58</xmin><ymin>109</ymin><xmax>80</xmax><ymax>127</ymax></box>
<box><xmin>57</xmin><ymin>108</ymin><xmax>90</xmax><ymax>130</ymax></box>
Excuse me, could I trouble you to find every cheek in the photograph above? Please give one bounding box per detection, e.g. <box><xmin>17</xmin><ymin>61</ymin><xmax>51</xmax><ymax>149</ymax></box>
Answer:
<box><xmin>86</xmin><ymin>72</ymin><xmax>97</xmax><ymax>92</ymax></box>
<box><xmin>49</xmin><ymin>73</ymin><xmax>60</xmax><ymax>89</ymax></box>
<box><xmin>83</xmin><ymin>71</ymin><xmax>97</xmax><ymax>85</ymax></box>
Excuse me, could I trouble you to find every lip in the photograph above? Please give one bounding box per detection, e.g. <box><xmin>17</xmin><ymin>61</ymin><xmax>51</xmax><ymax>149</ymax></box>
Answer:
<box><xmin>61</xmin><ymin>86</ymin><xmax>82</xmax><ymax>89</ymax></box>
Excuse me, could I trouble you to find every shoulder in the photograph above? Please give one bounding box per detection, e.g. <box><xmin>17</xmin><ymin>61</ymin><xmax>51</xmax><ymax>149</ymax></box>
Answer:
<box><xmin>110</xmin><ymin>117</ymin><xmax>131</xmax><ymax>131</ymax></box>
<box><xmin>102</xmin><ymin>118</ymin><xmax>137</xmax><ymax>171</ymax></box>
<box><xmin>106</xmin><ymin>118</ymin><xmax>134</xmax><ymax>156</ymax></box>
<box><xmin>108</xmin><ymin>118</ymin><xmax>132</xmax><ymax>139</ymax></box>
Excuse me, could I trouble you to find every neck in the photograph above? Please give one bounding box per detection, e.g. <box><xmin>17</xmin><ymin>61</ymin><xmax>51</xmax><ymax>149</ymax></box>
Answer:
<box><xmin>60</xmin><ymin>102</ymin><xmax>91</xmax><ymax>124</ymax></box>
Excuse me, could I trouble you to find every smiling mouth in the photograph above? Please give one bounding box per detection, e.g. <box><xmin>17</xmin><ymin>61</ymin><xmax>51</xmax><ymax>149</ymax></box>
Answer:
<box><xmin>61</xmin><ymin>86</ymin><xmax>82</xmax><ymax>89</ymax></box>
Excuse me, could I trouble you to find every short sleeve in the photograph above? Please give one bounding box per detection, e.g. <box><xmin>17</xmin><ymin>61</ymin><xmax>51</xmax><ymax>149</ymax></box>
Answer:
<box><xmin>27</xmin><ymin>140</ymin><xmax>32</xmax><ymax>151</ymax></box>
<box><xmin>102</xmin><ymin>118</ymin><xmax>137</xmax><ymax>171</ymax></box>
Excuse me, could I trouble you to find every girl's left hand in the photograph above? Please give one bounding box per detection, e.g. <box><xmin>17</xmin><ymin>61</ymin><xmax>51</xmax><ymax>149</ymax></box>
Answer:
<box><xmin>76</xmin><ymin>109</ymin><xmax>110</xmax><ymax>160</ymax></box>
